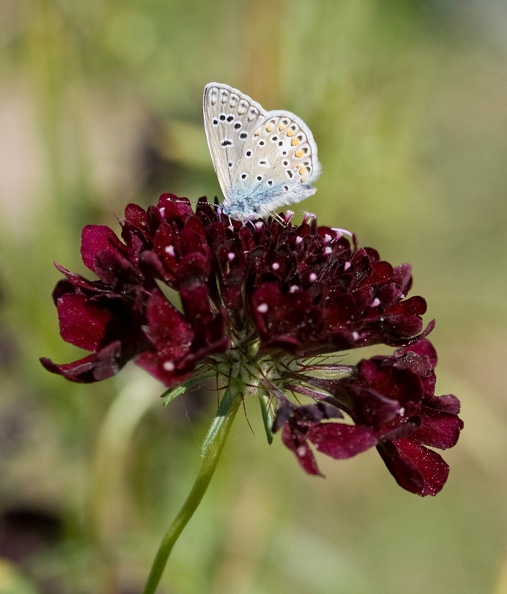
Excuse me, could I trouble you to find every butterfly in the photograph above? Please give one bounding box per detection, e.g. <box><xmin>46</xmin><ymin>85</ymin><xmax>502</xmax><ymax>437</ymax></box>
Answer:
<box><xmin>203</xmin><ymin>82</ymin><xmax>321</xmax><ymax>221</ymax></box>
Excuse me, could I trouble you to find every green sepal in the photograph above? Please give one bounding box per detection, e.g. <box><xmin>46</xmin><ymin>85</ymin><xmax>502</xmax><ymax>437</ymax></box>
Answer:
<box><xmin>161</xmin><ymin>372</ymin><xmax>215</xmax><ymax>406</ymax></box>
<box><xmin>201</xmin><ymin>384</ymin><xmax>242</xmax><ymax>456</ymax></box>
<box><xmin>258</xmin><ymin>392</ymin><xmax>275</xmax><ymax>444</ymax></box>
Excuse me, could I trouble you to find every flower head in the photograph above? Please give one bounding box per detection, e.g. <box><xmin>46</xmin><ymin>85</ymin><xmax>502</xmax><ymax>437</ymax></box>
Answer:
<box><xmin>42</xmin><ymin>194</ymin><xmax>463</xmax><ymax>495</ymax></box>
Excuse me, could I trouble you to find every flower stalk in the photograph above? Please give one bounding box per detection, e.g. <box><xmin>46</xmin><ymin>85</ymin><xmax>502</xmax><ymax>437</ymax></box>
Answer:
<box><xmin>142</xmin><ymin>385</ymin><xmax>242</xmax><ymax>594</ymax></box>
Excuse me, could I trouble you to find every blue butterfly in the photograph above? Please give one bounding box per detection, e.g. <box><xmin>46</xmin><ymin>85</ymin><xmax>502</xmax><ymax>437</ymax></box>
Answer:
<box><xmin>203</xmin><ymin>83</ymin><xmax>321</xmax><ymax>220</ymax></box>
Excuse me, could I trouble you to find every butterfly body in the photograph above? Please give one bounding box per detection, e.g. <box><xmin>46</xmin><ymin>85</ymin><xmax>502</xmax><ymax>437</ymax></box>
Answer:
<box><xmin>203</xmin><ymin>83</ymin><xmax>321</xmax><ymax>220</ymax></box>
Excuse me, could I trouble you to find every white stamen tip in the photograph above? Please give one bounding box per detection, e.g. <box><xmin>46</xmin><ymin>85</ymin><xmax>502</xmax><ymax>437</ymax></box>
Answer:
<box><xmin>257</xmin><ymin>303</ymin><xmax>269</xmax><ymax>313</ymax></box>
<box><xmin>332</xmin><ymin>227</ymin><xmax>353</xmax><ymax>237</ymax></box>
<box><xmin>272</xmin><ymin>262</ymin><xmax>280</xmax><ymax>271</ymax></box>
<box><xmin>165</xmin><ymin>245</ymin><xmax>175</xmax><ymax>256</ymax></box>
<box><xmin>309</xmin><ymin>273</ymin><xmax>317</xmax><ymax>282</ymax></box>
<box><xmin>163</xmin><ymin>361</ymin><xmax>175</xmax><ymax>372</ymax></box>
<box><xmin>284</xmin><ymin>210</ymin><xmax>295</xmax><ymax>223</ymax></box>
<box><xmin>227</xmin><ymin>252</ymin><xmax>235</xmax><ymax>262</ymax></box>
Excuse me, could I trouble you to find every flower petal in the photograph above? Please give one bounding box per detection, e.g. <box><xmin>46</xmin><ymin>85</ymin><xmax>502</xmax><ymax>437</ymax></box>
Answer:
<box><xmin>377</xmin><ymin>438</ymin><xmax>450</xmax><ymax>496</ymax></box>
<box><xmin>281</xmin><ymin>423</ymin><xmax>323</xmax><ymax>476</ymax></box>
<box><xmin>308</xmin><ymin>423</ymin><xmax>378</xmax><ymax>459</ymax></box>
<box><xmin>57</xmin><ymin>293</ymin><xmax>111</xmax><ymax>351</ymax></box>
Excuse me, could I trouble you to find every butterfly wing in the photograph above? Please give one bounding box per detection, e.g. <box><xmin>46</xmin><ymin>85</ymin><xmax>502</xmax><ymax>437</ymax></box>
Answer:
<box><xmin>203</xmin><ymin>82</ymin><xmax>267</xmax><ymax>202</ymax></box>
<box><xmin>232</xmin><ymin>109</ymin><xmax>322</xmax><ymax>216</ymax></box>
<box><xmin>203</xmin><ymin>82</ymin><xmax>321</xmax><ymax>220</ymax></box>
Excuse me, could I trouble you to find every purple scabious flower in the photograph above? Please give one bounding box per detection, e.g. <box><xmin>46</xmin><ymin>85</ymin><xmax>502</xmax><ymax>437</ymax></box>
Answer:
<box><xmin>41</xmin><ymin>194</ymin><xmax>463</xmax><ymax>496</ymax></box>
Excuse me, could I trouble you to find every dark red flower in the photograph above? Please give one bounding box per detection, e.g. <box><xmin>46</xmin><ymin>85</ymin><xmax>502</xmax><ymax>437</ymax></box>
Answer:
<box><xmin>42</xmin><ymin>196</ymin><xmax>229</xmax><ymax>387</ymax></box>
<box><xmin>275</xmin><ymin>339</ymin><xmax>463</xmax><ymax>495</ymax></box>
<box><xmin>42</xmin><ymin>194</ymin><xmax>463</xmax><ymax>495</ymax></box>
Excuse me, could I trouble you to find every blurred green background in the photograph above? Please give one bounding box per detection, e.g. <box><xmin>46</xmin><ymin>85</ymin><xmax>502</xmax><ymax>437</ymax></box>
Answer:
<box><xmin>1</xmin><ymin>0</ymin><xmax>506</xmax><ymax>592</ymax></box>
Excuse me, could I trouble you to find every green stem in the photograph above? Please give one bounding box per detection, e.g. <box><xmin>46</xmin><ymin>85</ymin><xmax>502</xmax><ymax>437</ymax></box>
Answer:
<box><xmin>141</xmin><ymin>387</ymin><xmax>242</xmax><ymax>594</ymax></box>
